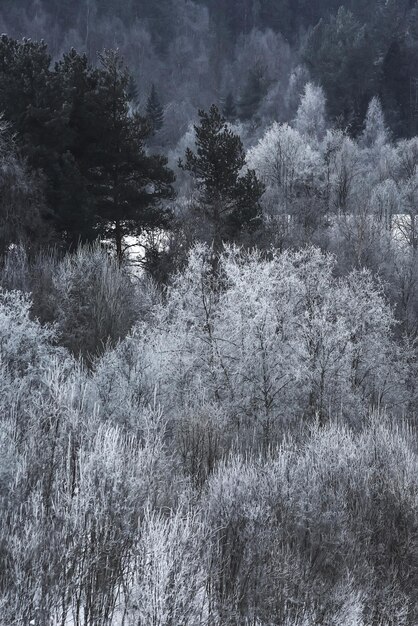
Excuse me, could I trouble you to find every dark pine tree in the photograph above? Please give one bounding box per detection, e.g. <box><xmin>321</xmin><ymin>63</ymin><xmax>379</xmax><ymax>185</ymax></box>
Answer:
<box><xmin>0</xmin><ymin>36</ymin><xmax>90</xmax><ymax>248</ymax></box>
<box><xmin>382</xmin><ymin>39</ymin><xmax>415</xmax><ymax>137</ymax></box>
<box><xmin>0</xmin><ymin>35</ymin><xmax>52</xmax><ymax>132</ymax></box>
<box><xmin>179</xmin><ymin>105</ymin><xmax>264</xmax><ymax>255</ymax></box>
<box><xmin>86</xmin><ymin>51</ymin><xmax>175</xmax><ymax>261</ymax></box>
<box><xmin>127</xmin><ymin>74</ymin><xmax>139</xmax><ymax>110</ymax></box>
<box><xmin>222</xmin><ymin>92</ymin><xmax>237</xmax><ymax>122</ymax></box>
<box><xmin>238</xmin><ymin>65</ymin><xmax>267</xmax><ymax>122</ymax></box>
<box><xmin>53</xmin><ymin>48</ymin><xmax>101</xmax><ymax>247</ymax></box>
<box><xmin>304</xmin><ymin>8</ymin><xmax>377</xmax><ymax>134</ymax></box>
<box><xmin>146</xmin><ymin>83</ymin><xmax>164</xmax><ymax>133</ymax></box>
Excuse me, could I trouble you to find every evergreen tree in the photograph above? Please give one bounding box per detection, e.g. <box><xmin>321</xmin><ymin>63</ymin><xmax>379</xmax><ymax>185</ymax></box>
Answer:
<box><xmin>0</xmin><ymin>38</ymin><xmax>175</xmax><ymax>257</ymax></box>
<box><xmin>381</xmin><ymin>39</ymin><xmax>414</xmax><ymax>137</ymax></box>
<box><xmin>127</xmin><ymin>74</ymin><xmax>139</xmax><ymax>110</ymax></box>
<box><xmin>52</xmin><ymin>48</ymin><xmax>101</xmax><ymax>246</ymax></box>
<box><xmin>222</xmin><ymin>92</ymin><xmax>237</xmax><ymax>123</ymax></box>
<box><xmin>0</xmin><ymin>120</ymin><xmax>47</xmax><ymax>256</ymax></box>
<box><xmin>146</xmin><ymin>83</ymin><xmax>164</xmax><ymax>133</ymax></box>
<box><xmin>86</xmin><ymin>51</ymin><xmax>174</xmax><ymax>260</ymax></box>
<box><xmin>304</xmin><ymin>8</ymin><xmax>376</xmax><ymax>133</ymax></box>
<box><xmin>0</xmin><ymin>36</ymin><xmax>91</xmax><ymax>248</ymax></box>
<box><xmin>179</xmin><ymin>105</ymin><xmax>264</xmax><ymax>253</ymax></box>
<box><xmin>238</xmin><ymin>65</ymin><xmax>267</xmax><ymax>122</ymax></box>
<box><xmin>0</xmin><ymin>35</ymin><xmax>52</xmax><ymax>132</ymax></box>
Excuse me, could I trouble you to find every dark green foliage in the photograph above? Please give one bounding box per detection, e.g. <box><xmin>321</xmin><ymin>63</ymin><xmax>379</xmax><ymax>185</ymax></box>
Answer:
<box><xmin>179</xmin><ymin>105</ymin><xmax>264</xmax><ymax>251</ymax></box>
<box><xmin>0</xmin><ymin>128</ymin><xmax>49</xmax><ymax>257</ymax></box>
<box><xmin>304</xmin><ymin>8</ymin><xmax>377</xmax><ymax>133</ymax></box>
<box><xmin>0</xmin><ymin>35</ymin><xmax>53</xmax><ymax>135</ymax></box>
<box><xmin>381</xmin><ymin>39</ymin><xmax>418</xmax><ymax>138</ymax></box>
<box><xmin>238</xmin><ymin>65</ymin><xmax>268</xmax><ymax>122</ymax></box>
<box><xmin>139</xmin><ymin>0</ymin><xmax>178</xmax><ymax>52</ymax></box>
<box><xmin>0</xmin><ymin>37</ymin><xmax>175</xmax><ymax>258</ymax></box>
<box><xmin>146</xmin><ymin>83</ymin><xmax>164</xmax><ymax>132</ymax></box>
<box><xmin>0</xmin><ymin>39</ymin><xmax>97</xmax><ymax>246</ymax></box>
<box><xmin>49</xmin><ymin>48</ymin><xmax>100</xmax><ymax>246</ymax></box>
<box><xmin>127</xmin><ymin>74</ymin><xmax>139</xmax><ymax>109</ymax></box>
<box><xmin>221</xmin><ymin>92</ymin><xmax>237</xmax><ymax>123</ymax></box>
<box><xmin>82</xmin><ymin>51</ymin><xmax>174</xmax><ymax>259</ymax></box>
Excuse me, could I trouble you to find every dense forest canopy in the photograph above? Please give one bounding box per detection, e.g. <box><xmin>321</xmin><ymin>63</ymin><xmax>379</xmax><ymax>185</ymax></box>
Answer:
<box><xmin>2</xmin><ymin>0</ymin><xmax>418</xmax><ymax>139</ymax></box>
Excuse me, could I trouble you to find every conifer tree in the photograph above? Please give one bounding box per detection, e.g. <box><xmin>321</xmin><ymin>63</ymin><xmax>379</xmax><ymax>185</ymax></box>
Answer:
<box><xmin>238</xmin><ymin>65</ymin><xmax>267</xmax><ymax>121</ymax></box>
<box><xmin>179</xmin><ymin>105</ymin><xmax>264</xmax><ymax>253</ymax></box>
<box><xmin>0</xmin><ymin>35</ymin><xmax>52</xmax><ymax>133</ymax></box>
<box><xmin>53</xmin><ymin>48</ymin><xmax>101</xmax><ymax>246</ymax></box>
<box><xmin>146</xmin><ymin>83</ymin><xmax>164</xmax><ymax>133</ymax></box>
<box><xmin>87</xmin><ymin>52</ymin><xmax>174</xmax><ymax>260</ymax></box>
<box><xmin>127</xmin><ymin>74</ymin><xmax>139</xmax><ymax>110</ymax></box>
<box><xmin>222</xmin><ymin>92</ymin><xmax>237</xmax><ymax>123</ymax></box>
<box><xmin>0</xmin><ymin>37</ymin><xmax>95</xmax><ymax>248</ymax></box>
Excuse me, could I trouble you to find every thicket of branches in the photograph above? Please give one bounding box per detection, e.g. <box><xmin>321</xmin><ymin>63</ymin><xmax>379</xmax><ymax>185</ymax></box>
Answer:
<box><xmin>0</xmin><ymin>242</ymin><xmax>417</xmax><ymax>625</ymax></box>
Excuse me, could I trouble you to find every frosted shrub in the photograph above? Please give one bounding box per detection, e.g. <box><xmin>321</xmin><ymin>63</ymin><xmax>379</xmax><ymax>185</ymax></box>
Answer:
<box><xmin>0</xmin><ymin>288</ymin><xmax>58</xmax><ymax>377</ymax></box>
<box><xmin>53</xmin><ymin>243</ymin><xmax>139</xmax><ymax>361</ymax></box>
<box><xmin>97</xmin><ymin>244</ymin><xmax>407</xmax><ymax>450</ymax></box>
<box><xmin>203</xmin><ymin>418</ymin><xmax>418</xmax><ymax>625</ymax></box>
<box><xmin>131</xmin><ymin>509</ymin><xmax>208</xmax><ymax>626</ymax></box>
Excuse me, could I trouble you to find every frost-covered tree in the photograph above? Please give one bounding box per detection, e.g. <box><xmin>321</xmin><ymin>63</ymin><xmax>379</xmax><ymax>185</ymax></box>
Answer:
<box><xmin>247</xmin><ymin>122</ymin><xmax>324</xmax><ymax>211</ymax></box>
<box><xmin>361</xmin><ymin>96</ymin><xmax>389</xmax><ymax>149</ymax></box>
<box><xmin>294</xmin><ymin>82</ymin><xmax>327</xmax><ymax>142</ymax></box>
<box><xmin>321</xmin><ymin>128</ymin><xmax>362</xmax><ymax>213</ymax></box>
<box><xmin>132</xmin><ymin>509</ymin><xmax>208</xmax><ymax>625</ymax></box>
<box><xmin>110</xmin><ymin>244</ymin><xmax>406</xmax><ymax>441</ymax></box>
<box><xmin>0</xmin><ymin>288</ymin><xmax>61</xmax><ymax>380</ymax></box>
<box><xmin>370</xmin><ymin>178</ymin><xmax>400</xmax><ymax>229</ymax></box>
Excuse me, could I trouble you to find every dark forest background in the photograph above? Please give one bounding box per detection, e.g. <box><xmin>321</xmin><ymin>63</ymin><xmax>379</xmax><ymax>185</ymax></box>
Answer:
<box><xmin>2</xmin><ymin>0</ymin><xmax>418</xmax><ymax>140</ymax></box>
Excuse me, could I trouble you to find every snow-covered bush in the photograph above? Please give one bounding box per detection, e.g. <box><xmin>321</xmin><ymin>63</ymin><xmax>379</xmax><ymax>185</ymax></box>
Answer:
<box><xmin>53</xmin><ymin>243</ymin><xmax>139</xmax><ymax>362</ymax></box>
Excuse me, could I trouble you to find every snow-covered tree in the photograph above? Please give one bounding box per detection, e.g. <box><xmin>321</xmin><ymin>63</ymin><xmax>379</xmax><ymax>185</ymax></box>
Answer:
<box><xmin>247</xmin><ymin>122</ymin><xmax>323</xmax><ymax>209</ymax></box>
<box><xmin>361</xmin><ymin>96</ymin><xmax>389</xmax><ymax>149</ymax></box>
<box><xmin>132</xmin><ymin>509</ymin><xmax>208</xmax><ymax>625</ymax></box>
<box><xmin>321</xmin><ymin>129</ymin><xmax>361</xmax><ymax>213</ymax></box>
<box><xmin>370</xmin><ymin>178</ymin><xmax>400</xmax><ymax>229</ymax></box>
<box><xmin>294</xmin><ymin>82</ymin><xmax>327</xmax><ymax>142</ymax></box>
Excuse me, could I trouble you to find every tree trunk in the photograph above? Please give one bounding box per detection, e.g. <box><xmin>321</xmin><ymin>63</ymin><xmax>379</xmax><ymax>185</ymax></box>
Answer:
<box><xmin>115</xmin><ymin>219</ymin><xmax>123</xmax><ymax>263</ymax></box>
<box><xmin>211</xmin><ymin>198</ymin><xmax>223</xmax><ymax>276</ymax></box>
